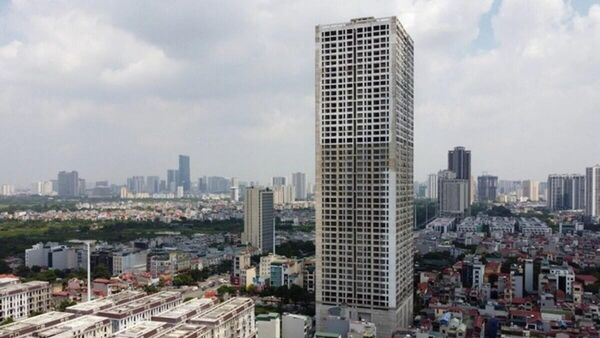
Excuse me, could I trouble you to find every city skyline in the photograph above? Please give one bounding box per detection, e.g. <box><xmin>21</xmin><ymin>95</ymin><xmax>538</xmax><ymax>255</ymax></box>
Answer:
<box><xmin>2</xmin><ymin>1</ymin><xmax>600</xmax><ymax>186</ymax></box>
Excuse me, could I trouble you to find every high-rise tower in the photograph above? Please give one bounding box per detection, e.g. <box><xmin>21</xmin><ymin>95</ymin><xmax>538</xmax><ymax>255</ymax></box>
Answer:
<box><xmin>585</xmin><ymin>165</ymin><xmax>600</xmax><ymax>221</ymax></box>
<box><xmin>315</xmin><ymin>16</ymin><xmax>414</xmax><ymax>337</ymax></box>
<box><xmin>178</xmin><ymin>155</ymin><xmax>191</xmax><ymax>193</ymax></box>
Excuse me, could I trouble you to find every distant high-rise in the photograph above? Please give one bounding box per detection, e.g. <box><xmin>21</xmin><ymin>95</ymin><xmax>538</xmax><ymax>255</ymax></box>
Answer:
<box><xmin>448</xmin><ymin>146</ymin><xmax>472</xmax><ymax>204</ymax></box>
<box><xmin>477</xmin><ymin>175</ymin><xmax>498</xmax><ymax>203</ymax></box>
<box><xmin>291</xmin><ymin>172</ymin><xmax>306</xmax><ymax>200</ymax></box>
<box><xmin>178</xmin><ymin>155</ymin><xmax>191</xmax><ymax>193</ymax></box>
<box><xmin>146</xmin><ymin>176</ymin><xmax>160</xmax><ymax>194</ymax></box>
<box><xmin>547</xmin><ymin>174</ymin><xmax>586</xmax><ymax>211</ymax></box>
<box><xmin>126</xmin><ymin>176</ymin><xmax>145</xmax><ymax>194</ymax></box>
<box><xmin>272</xmin><ymin>176</ymin><xmax>287</xmax><ymax>187</ymax></box>
<box><xmin>316</xmin><ymin>16</ymin><xmax>414</xmax><ymax>336</ymax></box>
<box><xmin>427</xmin><ymin>173</ymin><xmax>438</xmax><ymax>200</ymax></box>
<box><xmin>522</xmin><ymin>180</ymin><xmax>539</xmax><ymax>202</ymax></box>
<box><xmin>207</xmin><ymin>176</ymin><xmax>230</xmax><ymax>194</ymax></box>
<box><xmin>242</xmin><ymin>187</ymin><xmax>274</xmax><ymax>254</ymax></box>
<box><xmin>167</xmin><ymin>169</ymin><xmax>179</xmax><ymax>193</ymax></box>
<box><xmin>438</xmin><ymin>170</ymin><xmax>469</xmax><ymax>217</ymax></box>
<box><xmin>585</xmin><ymin>165</ymin><xmax>600</xmax><ymax>221</ymax></box>
<box><xmin>57</xmin><ymin>171</ymin><xmax>79</xmax><ymax>197</ymax></box>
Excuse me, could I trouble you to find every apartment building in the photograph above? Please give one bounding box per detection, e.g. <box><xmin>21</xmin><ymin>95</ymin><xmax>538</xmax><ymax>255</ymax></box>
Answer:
<box><xmin>0</xmin><ymin>281</ymin><xmax>51</xmax><ymax>321</ymax></box>
<box><xmin>188</xmin><ymin>297</ymin><xmax>256</xmax><ymax>338</ymax></box>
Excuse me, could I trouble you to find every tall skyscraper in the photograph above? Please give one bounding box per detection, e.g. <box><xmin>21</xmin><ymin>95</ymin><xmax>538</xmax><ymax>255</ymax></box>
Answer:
<box><xmin>547</xmin><ymin>174</ymin><xmax>585</xmax><ymax>211</ymax></box>
<box><xmin>315</xmin><ymin>17</ymin><xmax>414</xmax><ymax>336</ymax></box>
<box><xmin>448</xmin><ymin>146</ymin><xmax>472</xmax><ymax>204</ymax></box>
<box><xmin>272</xmin><ymin>176</ymin><xmax>287</xmax><ymax>187</ymax></box>
<box><xmin>522</xmin><ymin>180</ymin><xmax>539</xmax><ymax>202</ymax></box>
<box><xmin>438</xmin><ymin>170</ymin><xmax>469</xmax><ymax>217</ymax></box>
<box><xmin>291</xmin><ymin>172</ymin><xmax>307</xmax><ymax>200</ymax></box>
<box><xmin>167</xmin><ymin>169</ymin><xmax>179</xmax><ymax>193</ymax></box>
<box><xmin>426</xmin><ymin>173</ymin><xmax>438</xmax><ymax>200</ymax></box>
<box><xmin>57</xmin><ymin>171</ymin><xmax>79</xmax><ymax>197</ymax></box>
<box><xmin>585</xmin><ymin>165</ymin><xmax>600</xmax><ymax>221</ymax></box>
<box><xmin>477</xmin><ymin>175</ymin><xmax>498</xmax><ymax>203</ymax></box>
<box><xmin>242</xmin><ymin>187</ymin><xmax>274</xmax><ymax>254</ymax></box>
<box><xmin>178</xmin><ymin>155</ymin><xmax>191</xmax><ymax>193</ymax></box>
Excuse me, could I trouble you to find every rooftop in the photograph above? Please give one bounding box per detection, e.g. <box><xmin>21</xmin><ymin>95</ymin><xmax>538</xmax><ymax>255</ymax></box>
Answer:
<box><xmin>189</xmin><ymin>297</ymin><xmax>253</xmax><ymax>325</ymax></box>
<box><xmin>114</xmin><ymin>321</ymin><xmax>169</xmax><ymax>338</ymax></box>
<box><xmin>34</xmin><ymin>315</ymin><xmax>110</xmax><ymax>338</ymax></box>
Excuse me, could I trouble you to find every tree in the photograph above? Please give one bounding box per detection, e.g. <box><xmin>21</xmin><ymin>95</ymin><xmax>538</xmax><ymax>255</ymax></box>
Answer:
<box><xmin>57</xmin><ymin>299</ymin><xmax>76</xmax><ymax>311</ymax></box>
<box><xmin>173</xmin><ymin>273</ymin><xmax>194</xmax><ymax>287</ymax></box>
<box><xmin>0</xmin><ymin>260</ymin><xmax>11</xmax><ymax>274</ymax></box>
<box><xmin>93</xmin><ymin>264</ymin><xmax>111</xmax><ymax>279</ymax></box>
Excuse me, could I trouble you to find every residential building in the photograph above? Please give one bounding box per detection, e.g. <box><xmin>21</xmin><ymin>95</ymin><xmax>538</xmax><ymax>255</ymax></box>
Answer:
<box><xmin>178</xmin><ymin>155</ymin><xmax>191</xmax><ymax>193</ymax></box>
<box><xmin>477</xmin><ymin>175</ymin><xmax>498</xmax><ymax>203</ymax></box>
<box><xmin>438</xmin><ymin>170</ymin><xmax>469</xmax><ymax>218</ymax></box>
<box><xmin>273</xmin><ymin>185</ymin><xmax>295</xmax><ymax>205</ymax></box>
<box><xmin>448</xmin><ymin>146</ymin><xmax>472</xmax><ymax>204</ymax></box>
<box><xmin>96</xmin><ymin>291</ymin><xmax>182</xmax><ymax>332</ymax></box>
<box><xmin>272</xmin><ymin>177</ymin><xmax>287</xmax><ymax>187</ymax></box>
<box><xmin>292</xmin><ymin>172</ymin><xmax>307</xmax><ymax>200</ymax></box>
<box><xmin>57</xmin><ymin>171</ymin><xmax>79</xmax><ymax>197</ymax></box>
<box><xmin>256</xmin><ymin>313</ymin><xmax>281</xmax><ymax>338</ymax></box>
<box><xmin>585</xmin><ymin>165</ymin><xmax>600</xmax><ymax>221</ymax></box>
<box><xmin>188</xmin><ymin>297</ymin><xmax>256</xmax><ymax>338</ymax></box>
<box><xmin>33</xmin><ymin>315</ymin><xmax>111</xmax><ymax>338</ymax></box>
<box><xmin>146</xmin><ymin>176</ymin><xmax>161</xmax><ymax>194</ymax></box>
<box><xmin>282</xmin><ymin>313</ymin><xmax>313</xmax><ymax>338</ymax></box>
<box><xmin>0</xmin><ymin>281</ymin><xmax>51</xmax><ymax>321</ymax></box>
<box><xmin>127</xmin><ymin>176</ymin><xmax>146</xmax><ymax>194</ymax></box>
<box><xmin>112</xmin><ymin>250</ymin><xmax>147</xmax><ymax>275</ymax></box>
<box><xmin>427</xmin><ymin>173</ymin><xmax>438</xmax><ymax>200</ymax></box>
<box><xmin>65</xmin><ymin>290</ymin><xmax>145</xmax><ymax>315</ymax></box>
<box><xmin>151</xmin><ymin>298</ymin><xmax>215</xmax><ymax>326</ymax></box>
<box><xmin>0</xmin><ymin>312</ymin><xmax>75</xmax><ymax>338</ymax></box>
<box><xmin>547</xmin><ymin>174</ymin><xmax>586</xmax><ymax>211</ymax></box>
<box><xmin>315</xmin><ymin>16</ymin><xmax>414</xmax><ymax>337</ymax></box>
<box><xmin>167</xmin><ymin>170</ymin><xmax>179</xmax><ymax>193</ymax></box>
<box><xmin>522</xmin><ymin>180</ymin><xmax>539</xmax><ymax>202</ymax></box>
<box><xmin>242</xmin><ymin>187</ymin><xmax>274</xmax><ymax>254</ymax></box>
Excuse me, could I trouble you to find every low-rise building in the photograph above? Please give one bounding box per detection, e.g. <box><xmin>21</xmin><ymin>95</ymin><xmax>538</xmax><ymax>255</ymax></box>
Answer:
<box><xmin>65</xmin><ymin>290</ymin><xmax>145</xmax><ymax>315</ymax></box>
<box><xmin>151</xmin><ymin>298</ymin><xmax>215</xmax><ymax>326</ymax></box>
<box><xmin>188</xmin><ymin>297</ymin><xmax>256</xmax><ymax>338</ymax></box>
<box><xmin>256</xmin><ymin>313</ymin><xmax>280</xmax><ymax>338</ymax></box>
<box><xmin>0</xmin><ymin>312</ymin><xmax>75</xmax><ymax>338</ymax></box>
<box><xmin>96</xmin><ymin>291</ymin><xmax>183</xmax><ymax>332</ymax></box>
<box><xmin>33</xmin><ymin>315</ymin><xmax>111</xmax><ymax>338</ymax></box>
<box><xmin>282</xmin><ymin>313</ymin><xmax>312</xmax><ymax>338</ymax></box>
<box><xmin>0</xmin><ymin>281</ymin><xmax>51</xmax><ymax>321</ymax></box>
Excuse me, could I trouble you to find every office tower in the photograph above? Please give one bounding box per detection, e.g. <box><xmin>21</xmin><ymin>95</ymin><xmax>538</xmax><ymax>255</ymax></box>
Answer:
<box><xmin>146</xmin><ymin>176</ymin><xmax>160</xmax><ymax>194</ymax></box>
<box><xmin>272</xmin><ymin>177</ymin><xmax>287</xmax><ymax>187</ymax></box>
<box><xmin>167</xmin><ymin>169</ymin><xmax>179</xmax><ymax>193</ymax></box>
<box><xmin>585</xmin><ymin>165</ymin><xmax>600</xmax><ymax>221</ymax></box>
<box><xmin>427</xmin><ymin>173</ymin><xmax>438</xmax><ymax>200</ymax></box>
<box><xmin>242</xmin><ymin>187</ymin><xmax>274</xmax><ymax>254</ymax></box>
<box><xmin>448</xmin><ymin>146</ymin><xmax>472</xmax><ymax>204</ymax></box>
<box><xmin>178</xmin><ymin>155</ymin><xmax>191</xmax><ymax>193</ymax></box>
<box><xmin>522</xmin><ymin>180</ymin><xmax>539</xmax><ymax>202</ymax></box>
<box><xmin>477</xmin><ymin>175</ymin><xmax>498</xmax><ymax>203</ymax></box>
<box><xmin>438</xmin><ymin>170</ymin><xmax>469</xmax><ymax>217</ymax></box>
<box><xmin>230</xmin><ymin>177</ymin><xmax>240</xmax><ymax>202</ymax></box>
<box><xmin>547</xmin><ymin>174</ymin><xmax>586</xmax><ymax>211</ymax></box>
<box><xmin>57</xmin><ymin>171</ymin><xmax>79</xmax><ymax>197</ymax></box>
<box><xmin>291</xmin><ymin>172</ymin><xmax>307</xmax><ymax>200</ymax></box>
<box><xmin>315</xmin><ymin>17</ymin><xmax>414</xmax><ymax>336</ymax></box>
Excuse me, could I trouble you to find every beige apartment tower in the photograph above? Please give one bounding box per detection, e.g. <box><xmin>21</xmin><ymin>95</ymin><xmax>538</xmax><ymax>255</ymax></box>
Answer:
<box><xmin>315</xmin><ymin>17</ymin><xmax>414</xmax><ymax>337</ymax></box>
<box><xmin>522</xmin><ymin>180</ymin><xmax>539</xmax><ymax>202</ymax></box>
<box><xmin>243</xmin><ymin>187</ymin><xmax>275</xmax><ymax>254</ymax></box>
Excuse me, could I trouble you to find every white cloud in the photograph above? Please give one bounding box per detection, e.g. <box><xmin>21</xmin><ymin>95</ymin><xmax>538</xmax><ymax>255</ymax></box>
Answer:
<box><xmin>0</xmin><ymin>0</ymin><xmax>598</xmax><ymax>186</ymax></box>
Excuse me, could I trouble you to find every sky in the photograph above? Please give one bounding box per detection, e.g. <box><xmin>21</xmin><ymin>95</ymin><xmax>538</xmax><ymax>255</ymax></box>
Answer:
<box><xmin>1</xmin><ymin>0</ymin><xmax>599</xmax><ymax>187</ymax></box>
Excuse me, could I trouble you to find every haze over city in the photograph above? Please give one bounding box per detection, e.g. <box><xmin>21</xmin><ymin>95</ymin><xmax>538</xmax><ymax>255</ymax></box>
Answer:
<box><xmin>2</xmin><ymin>0</ymin><xmax>599</xmax><ymax>186</ymax></box>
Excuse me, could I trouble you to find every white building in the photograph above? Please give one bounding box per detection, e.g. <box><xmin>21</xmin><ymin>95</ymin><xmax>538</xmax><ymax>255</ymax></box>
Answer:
<box><xmin>282</xmin><ymin>313</ymin><xmax>313</xmax><ymax>338</ymax></box>
<box><xmin>256</xmin><ymin>313</ymin><xmax>281</xmax><ymax>338</ymax></box>
<box><xmin>585</xmin><ymin>165</ymin><xmax>600</xmax><ymax>221</ymax></box>
<box><xmin>427</xmin><ymin>173</ymin><xmax>438</xmax><ymax>200</ymax></box>
<box><xmin>188</xmin><ymin>297</ymin><xmax>256</xmax><ymax>338</ymax></box>
<box><xmin>522</xmin><ymin>180</ymin><xmax>539</xmax><ymax>202</ymax></box>
<box><xmin>0</xmin><ymin>311</ymin><xmax>75</xmax><ymax>338</ymax></box>
<box><xmin>34</xmin><ymin>315</ymin><xmax>111</xmax><ymax>338</ymax></box>
<box><xmin>273</xmin><ymin>185</ymin><xmax>295</xmax><ymax>205</ymax></box>
<box><xmin>96</xmin><ymin>291</ymin><xmax>182</xmax><ymax>332</ymax></box>
<box><xmin>0</xmin><ymin>281</ymin><xmax>51</xmax><ymax>321</ymax></box>
<box><xmin>151</xmin><ymin>298</ymin><xmax>215</xmax><ymax>326</ymax></box>
<box><xmin>65</xmin><ymin>290</ymin><xmax>145</xmax><ymax>315</ymax></box>
<box><xmin>315</xmin><ymin>16</ymin><xmax>414</xmax><ymax>337</ymax></box>
<box><xmin>259</xmin><ymin>254</ymin><xmax>285</xmax><ymax>281</ymax></box>
<box><xmin>0</xmin><ymin>185</ymin><xmax>14</xmax><ymax>196</ymax></box>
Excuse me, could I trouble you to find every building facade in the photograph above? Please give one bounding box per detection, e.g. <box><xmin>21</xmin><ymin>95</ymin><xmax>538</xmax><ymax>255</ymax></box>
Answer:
<box><xmin>57</xmin><ymin>171</ymin><xmax>79</xmax><ymax>197</ymax></box>
<box><xmin>547</xmin><ymin>174</ymin><xmax>586</xmax><ymax>211</ymax></box>
<box><xmin>178</xmin><ymin>155</ymin><xmax>191</xmax><ymax>193</ymax></box>
<box><xmin>522</xmin><ymin>180</ymin><xmax>539</xmax><ymax>202</ymax></box>
<box><xmin>427</xmin><ymin>173</ymin><xmax>438</xmax><ymax>200</ymax></box>
<box><xmin>448</xmin><ymin>146</ymin><xmax>471</xmax><ymax>204</ymax></box>
<box><xmin>315</xmin><ymin>16</ymin><xmax>414</xmax><ymax>337</ymax></box>
<box><xmin>243</xmin><ymin>187</ymin><xmax>275</xmax><ymax>254</ymax></box>
<box><xmin>585</xmin><ymin>165</ymin><xmax>600</xmax><ymax>221</ymax></box>
<box><xmin>438</xmin><ymin>171</ymin><xmax>469</xmax><ymax>218</ymax></box>
<box><xmin>477</xmin><ymin>175</ymin><xmax>498</xmax><ymax>203</ymax></box>
<box><xmin>292</xmin><ymin>172</ymin><xmax>307</xmax><ymax>200</ymax></box>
